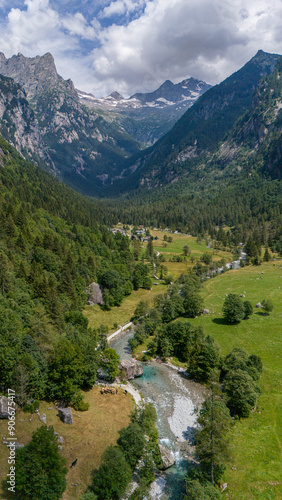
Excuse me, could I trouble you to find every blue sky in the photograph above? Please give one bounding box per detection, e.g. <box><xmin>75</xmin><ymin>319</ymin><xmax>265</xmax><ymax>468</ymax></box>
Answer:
<box><xmin>0</xmin><ymin>0</ymin><xmax>281</xmax><ymax>97</ymax></box>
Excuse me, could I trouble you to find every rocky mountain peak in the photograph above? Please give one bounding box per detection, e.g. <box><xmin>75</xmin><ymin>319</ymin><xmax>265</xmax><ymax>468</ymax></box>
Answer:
<box><xmin>109</xmin><ymin>91</ymin><xmax>124</xmax><ymax>100</ymax></box>
<box><xmin>0</xmin><ymin>52</ymin><xmax>73</xmax><ymax>99</ymax></box>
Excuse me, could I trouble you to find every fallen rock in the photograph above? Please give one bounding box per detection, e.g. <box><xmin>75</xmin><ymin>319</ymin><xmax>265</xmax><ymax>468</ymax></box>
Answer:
<box><xmin>57</xmin><ymin>435</ymin><xmax>64</xmax><ymax>444</ymax></box>
<box><xmin>159</xmin><ymin>444</ymin><xmax>175</xmax><ymax>470</ymax></box>
<box><xmin>203</xmin><ymin>308</ymin><xmax>210</xmax><ymax>315</ymax></box>
<box><xmin>58</xmin><ymin>407</ymin><xmax>73</xmax><ymax>424</ymax></box>
<box><xmin>39</xmin><ymin>413</ymin><xmax>47</xmax><ymax>424</ymax></box>
<box><xmin>86</xmin><ymin>282</ymin><xmax>104</xmax><ymax>306</ymax></box>
<box><xmin>119</xmin><ymin>360</ymin><xmax>144</xmax><ymax>380</ymax></box>
<box><xmin>256</xmin><ymin>302</ymin><xmax>263</xmax><ymax>308</ymax></box>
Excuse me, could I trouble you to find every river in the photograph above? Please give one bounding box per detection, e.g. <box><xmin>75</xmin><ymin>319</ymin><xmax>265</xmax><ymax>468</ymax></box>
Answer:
<box><xmin>111</xmin><ymin>329</ymin><xmax>207</xmax><ymax>499</ymax></box>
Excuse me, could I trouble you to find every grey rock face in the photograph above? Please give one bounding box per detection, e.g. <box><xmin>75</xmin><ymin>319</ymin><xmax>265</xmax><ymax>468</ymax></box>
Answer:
<box><xmin>57</xmin><ymin>435</ymin><xmax>64</xmax><ymax>444</ymax></box>
<box><xmin>58</xmin><ymin>407</ymin><xmax>73</xmax><ymax>424</ymax></box>
<box><xmin>86</xmin><ymin>282</ymin><xmax>104</xmax><ymax>305</ymax></box>
<box><xmin>159</xmin><ymin>444</ymin><xmax>175</xmax><ymax>469</ymax></box>
<box><xmin>119</xmin><ymin>360</ymin><xmax>144</xmax><ymax>380</ymax></box>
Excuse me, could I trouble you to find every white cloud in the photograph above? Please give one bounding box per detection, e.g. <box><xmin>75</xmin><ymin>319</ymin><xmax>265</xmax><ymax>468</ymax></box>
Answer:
<box><xmin>99</xmin><ymin>0</ymin><xmax>145</xmax><ymax>19</ymax></box>
<box><xmin>0</xmin><ymin>0</ymin><xmax>281</xmax><ymax>97</ymax></box>
<box><xmin>89</xmin><ymin>0</ymin><xmax>282</xmax><ymax>96</ymax></box>
<box><xmin>61</xmin><ymin>12</ymin><xmax>99</xmax><ymax>40</ymax></box>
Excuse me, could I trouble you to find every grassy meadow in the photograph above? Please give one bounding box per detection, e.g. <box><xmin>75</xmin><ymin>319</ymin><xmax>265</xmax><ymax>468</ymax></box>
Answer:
<box><xmin>84</xmin><ymin>230</ymin><xmax>233</xmax><ymax>332</ymax></box>
<box><xmin>0</xmin><ymin>387</ymin><xmax>134</xmax><ymax>500</ymax></box>
<box><xmin>186</xmin><ymin>261</ymin><xmax>282</xmax><ymax>500</ymax></box>
<box><xmin>85</xmin><ymin>230</ymin><xmax>282</xmax><ymax>499</ymax></box>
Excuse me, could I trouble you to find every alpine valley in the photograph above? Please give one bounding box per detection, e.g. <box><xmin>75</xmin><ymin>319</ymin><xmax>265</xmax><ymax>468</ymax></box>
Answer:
<box><xmin>0</xmin><ymin>47</ymin><xmax>281</xmax><ymax>500</ymax></box>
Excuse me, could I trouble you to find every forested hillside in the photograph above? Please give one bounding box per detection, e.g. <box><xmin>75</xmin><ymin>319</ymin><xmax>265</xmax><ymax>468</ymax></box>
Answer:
<box><xmin>104</xmin><ymin>56</ymin><xmax>282</xmax><ymax>254</ymax></box>
<box><xmin>0</xmin><ymin>136</ymin><xmax>148</xmax><ymax>409</ymax></box>
<box><xmin>121</xmin><ymin>50</ymin><xmax>281</xmax><ymax>191</ymax></box>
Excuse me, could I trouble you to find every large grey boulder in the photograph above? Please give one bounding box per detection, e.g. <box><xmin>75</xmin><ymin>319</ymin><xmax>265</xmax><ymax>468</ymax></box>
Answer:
<box><xmin>119</xmin><ymin>360</ymin><xmax>144</xmax><ymax>380</ymax></box>
<box><xmin>86</xmin><ymin>282</ymin><xmax>104</xmax><ymax>305</ymax></box>
<box><xmin>0</xmin><ymin>396</ymin><xmax>9</xmax><ymax>419</ymax></box>
<box><xmin>39</xmin><ymin>413</ymin><xmax>47</xmax><ymax>424</ymax></box>
<box><xmin>58</xmin><ymin>407</ymin><xmax>73</xmax><ymax>424</ymax></box>
<box><xmin>159</xmin><ymin>444</ymin><xmax>175</xmax><ymax>470</ymax></box>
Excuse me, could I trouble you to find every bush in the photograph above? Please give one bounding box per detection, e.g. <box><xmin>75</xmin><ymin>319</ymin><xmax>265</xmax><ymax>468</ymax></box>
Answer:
<box><xmin>72</xmin><ymin>392</ymin><xmax>90</xmax><ymax>411</ymax></box>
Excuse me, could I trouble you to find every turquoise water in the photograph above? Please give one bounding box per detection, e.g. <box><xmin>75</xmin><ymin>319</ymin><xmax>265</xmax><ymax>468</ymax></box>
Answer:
<box><xmin>111</xmin><ymin>331</ymin><xmax>206</xmax><ymax>499</ymax></box>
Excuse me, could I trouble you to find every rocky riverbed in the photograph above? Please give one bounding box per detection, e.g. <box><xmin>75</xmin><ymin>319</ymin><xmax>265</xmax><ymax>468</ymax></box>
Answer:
<box><xmin>111</xmin><ymin>330</ymin><xmax>207</xmax><ymax>499</ymax></box>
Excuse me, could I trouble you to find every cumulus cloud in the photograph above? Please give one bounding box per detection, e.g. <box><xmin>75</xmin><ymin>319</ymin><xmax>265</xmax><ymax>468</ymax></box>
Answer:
<box><xmin>100</xmin><ymin>0</ymin><xmax>145</xmax><ymax>19</ymax></box>
<box><xmin>90</xmin><ymin>0</ymin><xmax>282</xmax><ymax>95</ymax></box>
<box><xmin>0</xmin><ymin>0</ymin><xmax>281</xmax><ymax>97</ymax></box>
<box><xmin>61</xmin><ymin>13</ymin><xmax>99</xmax><ymax>40</ymax></box>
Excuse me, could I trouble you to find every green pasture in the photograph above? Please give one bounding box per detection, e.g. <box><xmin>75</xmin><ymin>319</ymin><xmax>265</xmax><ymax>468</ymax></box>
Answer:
<box><xmin>148</xmin><ymin>228</ymin><xmax>231</xmax><ymax>262</ymax></box>
<box><xmin>84</xmin><ymin>284</ymin><xmax>167</xmax><ymax>332</ymax></box>
<box><xmin>188</xmin><ymin>261</ymin><xmax>282</xmax><ymax>499</ymax></box>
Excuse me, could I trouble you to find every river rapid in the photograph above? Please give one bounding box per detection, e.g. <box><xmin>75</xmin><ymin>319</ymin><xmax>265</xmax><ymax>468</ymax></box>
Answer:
<box><xmin>111</xmin><ymin>330</ymin><xmax>207</xmax><ymax>500</ymax></box>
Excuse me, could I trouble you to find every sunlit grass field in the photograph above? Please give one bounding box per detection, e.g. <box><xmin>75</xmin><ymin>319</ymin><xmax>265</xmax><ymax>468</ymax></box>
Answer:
<box><xmin>84</xmin><ymin>226</ymin><xmax>282</xmax><ymax>499</ymax></box>
<box><xmin>187</xmin><ymin>261</ymin><xmax>282</xmax><ymax>500</ymax></box>
<box><xmin>0</xmin><ymin>387</ymin><xmax>134</xmax><ymax>500</ymax></box>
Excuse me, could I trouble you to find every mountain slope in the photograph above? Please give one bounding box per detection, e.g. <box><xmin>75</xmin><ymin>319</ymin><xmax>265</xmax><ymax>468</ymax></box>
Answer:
<box><xmin>78</xmin><ymin>77</ymin><xmax>211</xmax><ymax>145</ymax></box>
<box><xmin>0</xmin><ymin>52</ymin><xmax>143</xmax><ymax>195</ymax></box>
<box><xmin>120</xmin><ymin>50</ymin><xmax>281</xmax><ymax>190</ymax></box>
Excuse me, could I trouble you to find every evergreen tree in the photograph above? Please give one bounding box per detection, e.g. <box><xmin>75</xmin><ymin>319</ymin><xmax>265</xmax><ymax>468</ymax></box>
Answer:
<box><xmin>195</xmin><ymin>389</ymin><xmax>233</xmax><ymax>485</ymax></box>
<box><xmin>91</xmin><ymin>445</ymin><xmax>132</xmax><ymax>500</ymax></box>
<box><xmin>15</xmin><ymin>426</ymin><xmax>67</xmax><ymax>500</ymax></box>
<box><xmin>222</xmin><ymin>294</ymin><xmax>245</xmax><ymax>323</ymax></box>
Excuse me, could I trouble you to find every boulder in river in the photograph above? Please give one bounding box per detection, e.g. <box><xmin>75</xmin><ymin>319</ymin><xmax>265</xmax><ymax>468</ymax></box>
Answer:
<box><xmin>159</xmin><ymin>444</ymin><xmax>175</xmax><ymax>469</ymax></box>
<box><xmin>119</xmin><ymin>360</ymin><xmax>144</xmax><ymax>380</ymax></box>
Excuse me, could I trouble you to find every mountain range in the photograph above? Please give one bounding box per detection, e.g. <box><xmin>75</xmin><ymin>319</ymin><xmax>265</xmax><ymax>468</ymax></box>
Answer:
<box><xmin>78</xmin><ymin>77</ymin><xmax>211</xmax><ymax>145</ymax></box>
<box><xmin>0</xmin><ymin>52</ymin><xmax>210</xmax><ymax>195</ymax></box>
<box><xmin>119</xmin><ymin>50</ymin><xmax>281</xmax><ymax>191</ymax></box>
<box><xmin>0</xmin><ymin>50</ymin><xmax>281</xmax><ymax>201</ymax></box>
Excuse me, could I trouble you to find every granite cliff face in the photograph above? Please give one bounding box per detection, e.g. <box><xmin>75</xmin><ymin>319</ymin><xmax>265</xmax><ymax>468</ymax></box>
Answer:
<box><xmin>0</xmin><ymin>74</ymin><xmax>43</xmax><ymax>161</ymax></box>
<box><xmin>0</xmin><ymin>52</ymin><xmax>143</xmax><ymax>195</ymax></box>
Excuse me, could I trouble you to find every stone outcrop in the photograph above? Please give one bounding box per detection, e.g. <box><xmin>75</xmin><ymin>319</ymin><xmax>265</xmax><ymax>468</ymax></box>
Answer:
<box><xmin>159</xmin><ymin>444</ymin><xmax>175</xmax><ymax>469</ymax></box>
<box><xmin>0</xmin><ymin>396</ymin><xmax>9</xmax><ymax>419</ymax></box>
<box><xmin>256</xmin><ymin>302</ymin><xmax>263</xmax><ymax>308</ymax></box>
<box><xmin>86</xmin><ymin>282</ymin><xmax>104</xmax><ymax>305</ymax></box>
<box><xmin>119</xmin><ymin>360</ymin><xmax>144</xmax><ymax>380</ymax></box>
<box><xmin>58</xmin><ymin>407</ymin><xmax>73</xmax><ymax>424</ymax></box>
<box><xmin>39</xmin><ymin>413</ymin><xmax>47</xmax><ymax>424</ymax></box>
